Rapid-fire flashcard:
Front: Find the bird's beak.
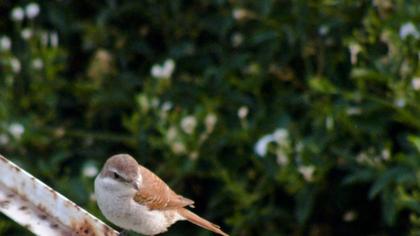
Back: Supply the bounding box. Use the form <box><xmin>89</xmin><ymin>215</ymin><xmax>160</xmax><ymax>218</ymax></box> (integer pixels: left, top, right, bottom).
<box><xmin>132</xmin><ymin>179</ymin><xmax>140</xmax><ymax>191</ymax></box>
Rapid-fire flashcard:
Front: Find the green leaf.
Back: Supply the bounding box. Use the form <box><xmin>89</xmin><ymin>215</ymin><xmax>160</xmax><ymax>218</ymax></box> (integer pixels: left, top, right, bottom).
<box><xmin>295</xmin><ymin>185</ymin><xmax>316</xmax><ymax>225</ymax></box>
<box><xmin>343</xmin><ymin>169</ymin><xmax>374</xmax><ymax>185</ymax></box>
<box><xmin>408</xmin><ymin>135</ymin><xmax>420</xmax><ymax>153</ymax></box>
<box><xmin>308</xmin><ymin>77</ymin><xmax>337</xmax><ymax>94</ymax></box>
<box><xmin>382</xmin><ymin>189</ymin><xmax>396</xmax><ymax>225</ymax></box>
<box><xmin>350</xmin><ymin>68</ymin><xmax>389</xmax><ymax>82</ymax></box>
<box><xmin>369</xmin><ymin>167</ymin><xmax>406</xmax><ymax>199</ymax></box>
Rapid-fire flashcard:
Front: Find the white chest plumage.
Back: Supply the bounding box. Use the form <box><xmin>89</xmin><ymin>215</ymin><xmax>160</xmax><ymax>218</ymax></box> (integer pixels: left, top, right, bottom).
<box><xmin>94</xmin><ymin>176</ymin><xmax>184</xmax><ymax>235</ymax></box>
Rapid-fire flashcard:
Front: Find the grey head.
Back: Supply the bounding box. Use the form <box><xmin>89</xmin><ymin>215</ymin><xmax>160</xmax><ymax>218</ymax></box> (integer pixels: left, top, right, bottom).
<box><xmin>99</xmin><ymin>154</ymin><xmax>142</xmax><ymax>191</ymax></box>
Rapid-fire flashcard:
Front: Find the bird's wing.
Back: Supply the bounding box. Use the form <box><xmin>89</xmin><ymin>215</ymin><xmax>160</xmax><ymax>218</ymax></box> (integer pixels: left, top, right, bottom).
<box><xmin>133</xmin><ymin>165</ymin><xmax>194</xmax><ymax>210</ymax></box>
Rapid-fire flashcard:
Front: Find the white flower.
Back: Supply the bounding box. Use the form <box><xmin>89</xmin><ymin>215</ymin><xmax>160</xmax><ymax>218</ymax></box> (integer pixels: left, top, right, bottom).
<box><xmin>163</xmin><ymin>59</ymin><xmax>175</xmax><ymax>75</ymax></box>
<box><xmin>25</xmin><ymin>3</ymin><xmax>40</xmax><ymax>19</ymax></box>
<box><xmin>255</xmin><ymin>128</ymin><xmax>290</xmax><ymax>157</ymax></box>
<box><xmin>346</xmin><ymin>107</ymin><xmax>362</xmax><ymax>115</ymax></box>
<box><xmin>395</xmin><ymin>98</ymin><xmax>406</xmax><ymax>108</ymax></box>
<box><xmin>381</xmin><ymin>149</ymin><xmax>390</xmax><ymax>161</ymax></box>
<box><xmin>21</xmin><ymin>28</ymin><xmax>33</xmax><ymax>40</ymax></box>
<box><xmin>171</xmin><ymin>142</ymin><xmax>186</xmax><ymax>154</ymax></box>
<box><xmin>273</xmin><ymin>128</ymin><xmax>288</xmax><ymax>144</ymax></box>
<box><xmin>276</xmin><ymin>150</ymin><xmax>289</xmax><ymax>165</ymax></box>
<box><xmin>349</xmin><ymin>42</ymin><xmax>362</xmax><ymax>65</ymax></box>
<box><xmin>254</xmin><ymin>134</ymin><xmax>275</xmax><ymax>157</ymax></box>
<box><xmin>32</xmin><ymin>58</ymin><xmax>43</xmax><ymax>69</ymax></box>
<box><xmin>205</xmin><ymin>113</ymin><xmax>218</xmax><ymax>132</ymax></box>
<box><xmin>238</xmin><ymin>106</ymin><xmax>249</xmax><ymax>119</ymax></box>
<box><xmin>0</xmin><ymin>36</ymin><xmax>11</xmax><ymax>51</ymax></box>
<box><xmin>9</xmin><ymin>123</ymin><xmax>24</xmax><ymax>139</ymax></box>
<box><xmin>82</xmin><ymin>164</ymin><xmax>98</xmax><ymax>177</ymax></box>
<box><xmin>50</xmin><ymin>32</ymin><xmax>59</xmax><ymax>47</ymax></box>
<box><xmin>343</xmin><ymin>210</ymin><xmax>357</xmax><ymax>222</ymax></box>
<box><xmin>231</xmin><ymin>33</ymin><xmax>244</xmax><ymax>47</ymax></box>
<box><xmin>298</xmin><ymin>165</ymin><xmax>315</xmax><ymax>182</ymax></box>
<box><xmin>10</xmin><ymin>58</ymin><xmax>21</xmax><ymax>73</ymax></box>
<box><xmin>151</xmin><ymin>65</ymin><xmax>161</xmax><ymax>77</ymax></box>
<box><xmin>181</xmin><ymin>115</ymin><xmax>197</xmax><ymax>134</ymax></box>
<box><xmin>11</xmin><ymin>7</ymin><xmax>24</xmax><ymax>21</ymax></box>
<box><xmin>318</xmin><ymin>25</ymin><xmax>329</xmax><ymax>36</ymax></box>
<box><xmin>412</xmin><ymin>77</ymin><xmax>420</xmax><ymax>90</ymax></box>
<box><xmin>0</xmin><ymin>134</ymin><xmax>9</xmax><ymax>145</ymax></box>
<box><xmin>255</xmin><ymin>127</ymin><xmax>291</xmax><ymax>157</ymax></box>
<box><xmin>400</xmin><ymin>22</ymin><xmax>419</xmax><ymax>39</ymax></box>
<box><xmin>189</xmin><ymin>151</ymin><xmax>199</xmax><ymax>161</ymax></box>
<box><xmin>166</xmin><ymin>126</ymin><xmax>178</xmax><ymax>142</ymax></box>
<box><xmin>232</xmin><ymin>8</ymin><xmax>250</xmax><ymax>21</ymax></box>
<box><xmin>356</xmin><ymin>152</ymin><xmax>369</xmax><ymax>164</ymax></box>
<box><xmin>151</xmin><ymin>59</ymin><xmax>176</xmax><ymax>79</ymax></box>
<box><xmin>161</xmin><ymin>101</ymin><xmax>173</xmax><ymax>112</ymax></box>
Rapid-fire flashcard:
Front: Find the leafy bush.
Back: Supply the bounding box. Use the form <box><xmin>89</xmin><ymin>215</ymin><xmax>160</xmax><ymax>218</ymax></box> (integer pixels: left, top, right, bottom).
<box><xmin>0</xmin><ymin>1</ymin><xmax>419</xmax><ymax>235</ymax></box>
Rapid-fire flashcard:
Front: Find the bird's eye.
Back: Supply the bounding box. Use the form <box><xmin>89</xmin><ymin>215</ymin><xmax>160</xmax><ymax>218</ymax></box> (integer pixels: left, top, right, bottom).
<box><xmin>113</xmin><ymin>172</ymin><xmax>121</xmax><ymax>179</ymax></box>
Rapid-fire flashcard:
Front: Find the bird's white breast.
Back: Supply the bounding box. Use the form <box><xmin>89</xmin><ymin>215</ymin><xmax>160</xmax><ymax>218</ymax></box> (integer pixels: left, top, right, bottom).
<box><xmin>94</xmin><ymin>176</ymin><xmax>184</xmax><ymax>235</ymax></box>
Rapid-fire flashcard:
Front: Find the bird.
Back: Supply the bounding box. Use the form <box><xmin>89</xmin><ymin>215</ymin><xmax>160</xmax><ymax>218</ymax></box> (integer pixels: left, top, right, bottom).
<box><xmin>94</xmin><ymin>154</ymin><xmax>229</xmax><ymax>236</ymax></box>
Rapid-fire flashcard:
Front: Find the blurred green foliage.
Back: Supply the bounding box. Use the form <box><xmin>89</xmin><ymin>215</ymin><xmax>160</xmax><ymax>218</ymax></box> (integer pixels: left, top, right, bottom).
<box><xmin>0</xmin><ymin>0</ymin><xmax>420</xmax><ymax>235</ymax></box>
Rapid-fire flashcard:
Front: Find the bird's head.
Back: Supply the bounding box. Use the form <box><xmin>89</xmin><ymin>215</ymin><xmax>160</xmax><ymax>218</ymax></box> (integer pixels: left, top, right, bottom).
<box><xmin>98</xmin><ymin>154</ymin><xmax>142</xmax><ymax>193</ymax></box>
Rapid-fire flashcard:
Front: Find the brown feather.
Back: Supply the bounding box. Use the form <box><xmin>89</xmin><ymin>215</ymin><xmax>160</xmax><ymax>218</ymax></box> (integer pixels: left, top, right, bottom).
<box><xmin>127</xmin><ymin>157</ymin><xmax>228</xmax><ymax>235</ymax></box>
<box><xmin>178</xmin><ymin>208</ymin><xmax>229</xmax><ymax>236</ymax></box>
<box><xmin>133</xmin><ymin>165</ymin><xmax>194</xmax><ymax>210</ymax></box>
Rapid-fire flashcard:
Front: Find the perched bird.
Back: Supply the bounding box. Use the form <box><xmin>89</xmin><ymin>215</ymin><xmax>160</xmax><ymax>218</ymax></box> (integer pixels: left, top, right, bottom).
<box><xmin>94</xmin><ymin>154</ymin><xmax>228</xmax><ymax>236</ymax></box>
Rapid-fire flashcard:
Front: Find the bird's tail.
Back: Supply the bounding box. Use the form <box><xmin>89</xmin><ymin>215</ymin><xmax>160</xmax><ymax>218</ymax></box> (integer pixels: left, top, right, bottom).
<box><xmin>178</xmin><ymin>208</ymin><xmax>229</xmax><ymax>236</ymax></box>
